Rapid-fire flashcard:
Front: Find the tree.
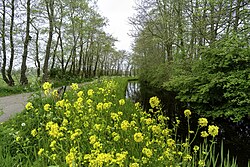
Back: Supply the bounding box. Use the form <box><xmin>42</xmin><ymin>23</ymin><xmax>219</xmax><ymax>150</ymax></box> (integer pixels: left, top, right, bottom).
<box><xmin>42</xmin><ymin>0</ymin><xmax>55</xmax><ymax>82</ymax></box>
<box><xmin>20</xmin><ymin>0</ymin><xmax>31</xmax><ymax>85</ymax></box>
<box><xmin>7</xmin><ymin>0</ymin><xmax>15</xmax><ymax>86</ymax></box>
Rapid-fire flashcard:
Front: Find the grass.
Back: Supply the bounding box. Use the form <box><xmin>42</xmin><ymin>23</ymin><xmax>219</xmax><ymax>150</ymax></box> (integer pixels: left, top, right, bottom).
<box><xmin>0</xmin><ymin>74</ymin><xmax>93</xmax><ymax>97</ymax></box>
<box><xmin>0</xmin><ymin>77</ymin><xmax>243</xmax><ymax>166</ymax></box>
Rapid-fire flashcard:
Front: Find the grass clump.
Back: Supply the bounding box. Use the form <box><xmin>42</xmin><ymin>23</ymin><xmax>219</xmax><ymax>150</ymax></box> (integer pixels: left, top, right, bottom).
<box><xmin>0</xmin><ymin>77</ymin><xmax>239</xmax><ymax>166</ymax></box>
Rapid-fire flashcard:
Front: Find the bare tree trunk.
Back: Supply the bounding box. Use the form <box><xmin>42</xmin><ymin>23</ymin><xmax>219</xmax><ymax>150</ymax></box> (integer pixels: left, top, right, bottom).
<box><xmin>77</xmin><ymin>35</ymin><xmax>84</xmax><ymax>75</ymax></box>
<box><xmin>35</xmin><ymin>30</ymin><xmax>40</xmax><ymax>78</ymax></box>
<box><xmin>93</xmin><ymin>43</ymin><xmax>101</xmax><ymax>77</ymax></box>
<box><xmin>20</xmin><ymin>0</ymin><xmax>31</xmax><ymax>85</ymax></box>
<box><xmin>58</xmin><ymin>29</ymin><xmax>65</xmax><ymax>75</ymax></box>
<box><xmin>50</xmin><ymin>34</ymin><xmax>59</xmax><ymax>73</ymax></box>
<box><xmin>1</xmin><ymin>0</ymin><xmax>10</xmax><ymax>85</ymax></box>
<box><xmin>7</xmin><ymin>0</ymin><xmax>15</xmax><ymax>86</ymax></box>
<box><xmin>42</xmin><ymin>0</ymin><xmax>54</xmax><ymax>82</ymax></box>
<box><xmin>31</xmin><ymin>23</ymin><xmax>41</xmax><ymax>78</ymax></box>
<box><xmin>234</xmin><ymin>0</ymin><xmax>241</xmax><ymax>32</ymax></box>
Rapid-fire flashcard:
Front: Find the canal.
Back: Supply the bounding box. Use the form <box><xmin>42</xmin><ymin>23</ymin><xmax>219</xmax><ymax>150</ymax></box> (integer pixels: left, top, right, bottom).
<box><xmin>126</xmin><ymin>81</ymin><xmax>250</xmax><ymax>167</ymax></box>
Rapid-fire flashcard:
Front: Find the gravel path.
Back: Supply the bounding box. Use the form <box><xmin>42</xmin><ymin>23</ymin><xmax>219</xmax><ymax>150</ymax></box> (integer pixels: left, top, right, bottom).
<box><xmin>0</xmin><ymin>92</ymin><xmax>32</xmax><ymax>122</ymax></box>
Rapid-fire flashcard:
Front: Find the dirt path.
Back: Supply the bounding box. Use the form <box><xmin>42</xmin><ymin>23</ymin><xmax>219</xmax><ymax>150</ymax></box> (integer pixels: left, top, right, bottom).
<box><xmin>0</xmin><ymin>81</ymin><xmax>95</xmax><ymax>123</ymax></box>
<box><xmin>0</xmin><ymin>92</ymin><xmax>32</xmax><ymax>122</ymax></box>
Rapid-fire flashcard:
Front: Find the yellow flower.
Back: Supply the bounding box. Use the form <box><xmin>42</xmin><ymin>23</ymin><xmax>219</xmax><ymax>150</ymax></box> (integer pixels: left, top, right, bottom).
<box><xmin>31</xmin><ymin>129</ymin><xmax>37</xmax><ymax>137</ymax></box>
<box><xmin>121</xmin><ymin>120</ymin><xmax>130</xmax><ymax>131</ymax></box>
<box><xmin>65</xmin><ymin>149</ymin><xmax>76</xmax><ymax>167</ymax></box>
<box><xmin>193</xmin><ymin>145</ymin><xmax>199</xmax><ymax>152</ymax></box>
<box><xmin>38</xmin><ymin>148</ymin><xmax>44</xmax><ymax>156</ymax></box>
<box><xmin>182</xmin><ymin>142</ymin><xmax>189</xmax><ymax>147</ymax></box>
<box><xmin>93</xmin><ymin>141</ymin><xmax>102</xmax><ymax>149</ymax></box>
<box><xmin>113</xmin><ymin>134</ymin><xmax>121</xmax><ymax>141</ymax></box>
<box><xmin>46</xmin><ymin>122</ymin><xmax>60</xmax><ymax>138</ymax></box>
<box><xmin>43</xmin><ymin>82</ymin><xmax>52</xmax><ymax>90</ymax></box>
<box><xmin>62</xmin><ymin>118</ymin><xmax>68</xmax><ymax>126</ymax></box>
<box><xmin>149</xmin><ymin>96</ymin><xmax>160</xmax><ymax>108</ymax></box>
<box><xmin>198</xmin><ymin>160</ymin><xmax>206</xmax><ymax>166</ymax></box>
<box><xmin>15</xmin><ymin>136</ymin><xmax>21</xmax><ymax>142</ymax></box>
<box><xmin>103</xmin><ymin>102</ymin><xmax>112</xmax><ymax>109</ymax></box>
<box><xmin>77</xmin><ymin>90</ymin><xmax>84</xmax><ymax>97</ymax></box>
<box><xmin>184</xmin><ymin>154</ymin><xmax>192</xmax><ymax>161</ymax></box>
<box><xmin>167</xmin><ymin>139</ymin><xmax>175</xmax><ymax>148</ymax></box>
<box><xmin>70</xmin><ymin>83</ymin><xmax>78</xmax><ymax>90</ymax></box>
<box><xmin>87</xmin><ymin>89</ymin><xmax>94</xmax><ymax>96</ymax></box>
<box><xmin>86</xmin><ymin>99</ymin><xmax>93</xmax><ymax>105</ymax></box>
<box><xmin>25</xmin><ymin>102</ymin><xmax>34</xmax><ymax>110</ymax></box>
<box><xmin>51</xmin><ymin>154</ymin><xmax>57</xmax><ymax>160</ymax></box>
<box><xmin>52</xmin><ymin>90</ymin><xmax>58</xmax><ymax>97</ymax></box>
<box><xmin>134</xmin><ymin>132</ymin><xmax>144</xmax><ymax>142</ymax></box>
<box><xmin>89</xmin><ymin>135</ymin><xmax>97</xmax><ymax>144</ymax></box>
<box><xmin>96</xmin><ymin>102</ymin><xmax>103</xmax><ymax>111</ymax></box>
<box><xmin>184</xmin><ymin>109</ymin><xmax>191</xmax><ymax>117</ymax></box>
<box><xmin>162</xmin><ymin>128</ymin><xmax>170</xmax><ymax>136</ymax></box>
<box><xmin>50</xmin><ymin>140</ymin><xmax>56</xmax><ymax>148</ymax></box>
<box><xmin>115</xmin><ymin>151</ymin><xmax>128</xmax><ymax>164</ymax></box>
<box><xmin>142</xmin><ymin>148</ymin><xmax>153</xmax><ymax>158</ymax></box>
<box><xmin>111</xmin><ymin>113</ymin><xmax>119</xmax><ymax>121</ymax></box>
<box><xmin>145</xmin><ymin>118</ymin><xmax>153</xmax><ymax>125</ymax></box>
<box><xmin>135</xmin><ymin>102</ymin><xmax>141</xmax><ymax>109</ymax></box>
<box><xmin>201</xmin><ymin>131</ymin><xmax>209</xmax><ymax>138</ymax></box>
<box><xmin>129</xmin><ymin>163</ymin><xmax>140</xmax><ymax>167</ymax></box>
<box><xmin>44</xmin><ymin>104</ymin><xmax>51</xmax><ymax>112</ymax></box>
<box><xmin>119</xmin><ymin>99</ymin><xmax>125</xmax><ymax>106</ymax></box>
<box><xmin>198</xmin><ymin>118</ymin><xmax>208</xmax><ymax>127</ymax></box>
<box><xmin>208</xmin><ymin>125</ymin><xmax>219</xmax><ymax>137</ymax></box>
<box><xmin>151</xmin><ymin>125</ymin><xmax>161</xmax><ymax>134</ymax></box>
<box><xmin>56</xmin><ymin>99</ymin><xmax>64</xmax><ymax>108</ymax></box>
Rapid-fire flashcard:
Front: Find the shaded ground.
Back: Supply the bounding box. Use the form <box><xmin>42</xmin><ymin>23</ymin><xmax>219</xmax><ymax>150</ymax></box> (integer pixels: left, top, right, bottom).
<box><xmin>0</xmin><ymin>92</ymin><xmax>31</xmax><ymax>122</ymax></box>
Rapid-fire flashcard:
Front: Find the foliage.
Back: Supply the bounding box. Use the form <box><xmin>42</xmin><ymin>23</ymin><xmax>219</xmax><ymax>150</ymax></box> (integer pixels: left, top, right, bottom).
<box><xmin>164</xmin><ymin>35</ymin><xmax>250</xmax><ymax>121</ymax></box>
<box><xmin>0</xmin><ymin>77</ymin><xmax>238</xmax><ymax>166</ymax></box>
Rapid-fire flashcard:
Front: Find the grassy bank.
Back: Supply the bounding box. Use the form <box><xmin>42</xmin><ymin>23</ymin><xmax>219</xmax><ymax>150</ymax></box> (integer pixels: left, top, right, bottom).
<box><xmin>0</xmin><ymin>77</ymin><xmax>239</xmax><ymax>166</ymax></box>
<box><xmin>0</xmin><ymin>77</ymin><xmax>92</xmax><ymax>97</ymax></box>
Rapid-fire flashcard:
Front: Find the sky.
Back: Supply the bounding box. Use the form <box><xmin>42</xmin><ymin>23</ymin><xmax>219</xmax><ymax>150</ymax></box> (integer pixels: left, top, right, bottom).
<box><xmin>97</xmin><ymin>0</ymin><xmax>136</xmax><ymax>51</ymax></box>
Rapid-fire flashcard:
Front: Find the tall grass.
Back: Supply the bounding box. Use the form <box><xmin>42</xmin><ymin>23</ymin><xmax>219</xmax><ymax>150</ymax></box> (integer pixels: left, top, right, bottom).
<box><xmin>0</xmin><ymin>77</ymin><xmax>241</xmax><ymax>166</ymax></box>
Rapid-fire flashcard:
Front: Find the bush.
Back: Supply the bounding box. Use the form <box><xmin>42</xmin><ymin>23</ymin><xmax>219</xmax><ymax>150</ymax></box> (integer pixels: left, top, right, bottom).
<box><xmin>164</xmin><ymin>35</ymin><xmax>250</xmax><ymax>121</ymax></box>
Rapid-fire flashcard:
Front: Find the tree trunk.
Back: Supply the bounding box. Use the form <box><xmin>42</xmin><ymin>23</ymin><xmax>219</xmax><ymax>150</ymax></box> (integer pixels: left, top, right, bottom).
<box><xmin>77</xmin><ymin>35</ymin><xmax>84</xmax><ymax>75</ymax></box>
<box><xmin>20</xmin><ymin>0</ymin><xmax>31</xmax><ymax>85</ymax></box>
<box><xmin>42</xmin><ymin>0</ymin><xmax>54</xmax><ymax>82</ymax></box>
<box><xmin>50</xmin><ymin>34</ymin><xmax>60</xmax><ymax>73</ymax></box>
<box><xmin>234</xmin><ymin>0</ymin><xmax>241</xmax><ymax>32</ymax></box>
<box><xmin>35</xmin><ymin>30</ymin><xmax>40</xmax><ymax>78</ymax></box>
<box><xmin>1</xmin><ymin>0</ymin><xmax>10</xmax><ymax>85</ymax></box>
<box><xmin>7</xmin><ymin>0</ymin><xmax>15</xmax><ymax>86</ymax></box>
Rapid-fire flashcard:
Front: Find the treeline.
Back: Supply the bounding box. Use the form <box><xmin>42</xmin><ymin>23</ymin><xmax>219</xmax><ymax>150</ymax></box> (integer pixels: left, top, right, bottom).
<box><xmin>130</xmin><ymin>0</ymin><xmax>250</xmax><ymax>120</ymax></box>
<box><xmin>0</xmin><ymin>0</ymin><xmax>134</xmax><ymax>86</ymax></box>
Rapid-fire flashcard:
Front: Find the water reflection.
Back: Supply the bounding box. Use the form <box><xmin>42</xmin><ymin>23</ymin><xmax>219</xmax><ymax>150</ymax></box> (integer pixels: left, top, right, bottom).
<box><xmin>126</xmin><ymin>81</ymin><xmax>250</xmax><ymax>167</ymax></box>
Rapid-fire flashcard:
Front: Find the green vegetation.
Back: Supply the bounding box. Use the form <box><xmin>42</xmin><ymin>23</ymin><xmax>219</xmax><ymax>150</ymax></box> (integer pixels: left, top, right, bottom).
<box><xmin>0</xmin><ymin>78</ymin><xmax>239</xmax><ymax>166</ymax></box>
<box><xmin>164</xmin><ymin>35</ymin><xmax>250</xmax><ymax>121</ymax></box>
<box><xmin>130</xmin><ymin>0</ymin><xmax>250</xmax><ymax>121</ymax></box>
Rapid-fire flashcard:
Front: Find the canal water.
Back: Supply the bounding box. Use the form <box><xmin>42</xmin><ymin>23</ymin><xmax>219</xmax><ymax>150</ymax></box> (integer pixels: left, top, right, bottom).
<box><xmin>126</xmin><ymin>81</ymin><xmax>250</xmax><ymax>167</ymax></box>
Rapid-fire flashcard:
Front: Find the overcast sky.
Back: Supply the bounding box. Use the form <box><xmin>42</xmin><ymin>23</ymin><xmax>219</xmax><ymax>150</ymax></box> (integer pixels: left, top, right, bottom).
<box><xmin>97</xmin><ymin>0</ymin><xmax>136</xmax><ymax>51</ymax></box>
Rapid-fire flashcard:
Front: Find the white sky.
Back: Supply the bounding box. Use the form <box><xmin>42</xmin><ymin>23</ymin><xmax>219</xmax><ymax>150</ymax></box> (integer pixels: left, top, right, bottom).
<box><xmin>97</xmin><ymin>0</ymin><xmax>135</xmax><ymax>51</ymax></box>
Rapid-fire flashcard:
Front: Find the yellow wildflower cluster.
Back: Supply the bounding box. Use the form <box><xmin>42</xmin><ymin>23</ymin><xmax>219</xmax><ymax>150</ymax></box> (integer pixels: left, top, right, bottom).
<box><xmin>70</xmin><ymin>83</ymin><xmax>78</xmax><ymax>91</ymax></box>
<box><xmin>184</xmin><ymin>109</ymin><xmax>191</xmax><ymax>117</ymax></box>
<box><xmin>149</xmin><ymin>96</ymin><xmax>160</xmax><ymax>108</ymax></box>
<box><xmin>25</xmin><ymin>102</ymin><xmax>34</xmax><ymax>110</ymax></box>
<box><xmin>21</xmin><ymin>79</ymin><xmax>221</xmax><ymax>166</ymax></box>
<box><xmin>43</xmin><ymin>82</ymin><xmax>52</xmax><ymax>96</ymax></box>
